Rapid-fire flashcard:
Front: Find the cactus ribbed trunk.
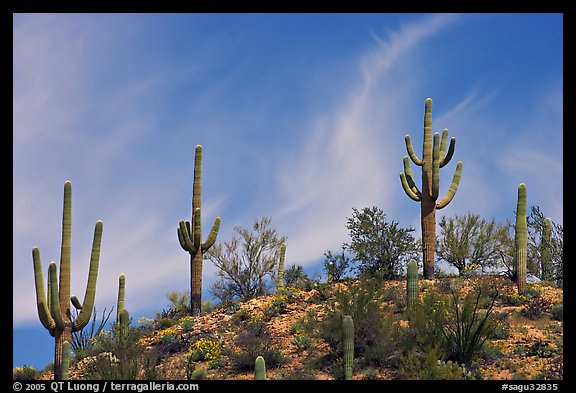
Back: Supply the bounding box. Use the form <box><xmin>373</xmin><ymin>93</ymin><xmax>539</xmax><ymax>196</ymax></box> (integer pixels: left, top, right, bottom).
<box><xmin>541</xmin><ymin>218</ymin><xmax>553</xmax><ymax>281</ymax></box>
<box><xmin>277</xmin><ymin>244</ymin><xmax>286</xmax><ymax>292</ymax></box>
<box><xmin>515</xmin><ymin>183</ymin><xmax>527</xmax><ymax>295</ymax></box>
<box><xmin>400</xmin><ymin>98</ymin><xmax>463</xmax><ymax>279</ymax></box>
<box><xmin>342</xmin><ymin>315</ymin><xmax>354</xmax><ymax>380</ymax></box>
<box><xmin>406</xmin><ymin>259</ymin><xmax>419</xmax><ymax>310</ymax></box>
<box><xmin>421</xmin><ymin>195</ymin><xmax>436</xmax><ymax>279</ymax></box>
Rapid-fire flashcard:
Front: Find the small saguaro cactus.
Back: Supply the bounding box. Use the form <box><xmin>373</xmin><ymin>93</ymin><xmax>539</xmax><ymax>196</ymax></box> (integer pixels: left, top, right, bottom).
<box><xmin>406</xmin><ymin>259</ymin><xmax>419</xmax><ymax>311</ymax></box>
<box><xmin>277</xmin><ymin>243</ymin><xmax>286</xmax><ymax>292</ymax></box>
<box><xmin>400</xmin><ymin>98</ymin><xmax>463</xmax><ymax>279</ymax></box>
<box><xmin>177</xmin><ymin>145</ymin><xmax>221</xmax><ymax>317</ymax></box>
<box><xmin>254</xmin><ymin>356</ymin><xmax>267</xmax><ymax>380</ymax></box>
<box><xmin>32</xmin><ymin>180</ymin><xmax>103</xmax><ymax>380</ymax></box>
<box><xmin>61</xmin><ymin>341</ymin><xmax>70</xmax><ymax>380</ymax></box>
<box><xmin>515</xmin><ymin>183</ymin><xmax>528</xmax><ymax>295</ymax></box>
<box><xmin>117</xmin><ymin>273</ymin><xmax>126</xmax><ymax>323</ymax></box>
<box><xmin>342</xmin><ymin>315</ymin><xmax>354</xmax><ymax>380</ymax></box>
<box><xmin>541</xmin><ymin>217</ymin><xmax>553</xmax><ymax>281</ymax></box>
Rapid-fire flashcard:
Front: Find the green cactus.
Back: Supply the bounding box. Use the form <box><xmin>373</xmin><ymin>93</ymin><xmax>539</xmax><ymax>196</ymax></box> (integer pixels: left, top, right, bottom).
<box><xmin>254</xmin><ymin>355</ymin><xmax>267</xmax><ymax>380</ymax></box>
<box><xmin>32</xmin><ymin>181</ymin><xmax>103</xmax><ymax>380</ymax></box>
<box><xmin>117</xmin><ymin>273</ymin><xmax>126</xmax><ymax>323</ymax></box>
<box><xmin>342</xmin><ymin>315</ymin><xmax>354</xmax><ymax>380</ymax></box>
<box><xmin>515</xmin><ymin>183</ymin><xmax>528</xmax><ymax>295</ymax></box>
<box><xmin>178</xmin><ymin>145</ymin><xmax>221</xmax><ymax>316</ymax></box>
<box><xmin>277</xmin><ymin>243</ymin><xmax>286</xmax><ymax>292</ymax></box>
<box><xmin>541</xmin><ymin>218</ymin><xmax>553</xmax><ymax>281</ymax></box>
<box><xmin>406</xmin><ymin>259</ymin><xmax>419</xmax><ymax>311</ymax></box>
<box><xmin>118</xmin><ymin>308</ymin><xmax>130</xmax><ymax>329</ymax></box>
<box><xmin>400</xmin><ymin>98</ymin><xmax>463</xmax><ymax>279</ymax></box>
<box><xmin>61</xmin><ymin>340</ymin><xmax>70</xmax><ymax>380</ymax></box>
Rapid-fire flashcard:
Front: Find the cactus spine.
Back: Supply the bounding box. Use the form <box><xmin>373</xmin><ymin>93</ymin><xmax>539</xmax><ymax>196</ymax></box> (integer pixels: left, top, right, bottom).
<box><xmin>515</xmin><ymin>183</ymin><xmax>528</xmax><ymax>295</ymax></box>
<box><xmin>541</xmin><ymin>218</ymin><xmax>553</xmax><ymax>281</ymax></box>
<box><xmin>254</xmin><ymin>356</ymin><xmax>267</xmax><ymax>380</ymax></box>
<box><xmin>342</xmin><ymin>315</ymin><xmax>354</xmax><ymax>380</ymax></box>
<box><xmin>406</xmin><ymin>259</ymin><xmax>419</xmax><ymax>311</ymax></box>
<box><xmin>32</xmin><ymin>181</ymin><xmax>103</xmax><ymax>380</ymax></box>
<box><xmin>400</xmin><ymin>98</ymin><xmax>463</xmax><ymax>278</ymax></box>
<box><xmin>61</xmin><ymin>340</ymin><xmax>70</xmax><ymax>380</ymax></box>
<box><xmin>277</xmin><ymin>243</ymin><xmax>286</xmax><ymax>292</ymax></box>
<box><xmin>177</xmin><ymin>145</ymin><xmax>221</xmax><ymax>316</ymax></box>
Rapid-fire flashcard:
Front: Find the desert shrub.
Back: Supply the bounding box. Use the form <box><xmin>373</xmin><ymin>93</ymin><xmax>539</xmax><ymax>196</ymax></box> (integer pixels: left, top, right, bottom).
<box><xmin>440</xmin><ymin>285</ymin><xmax>498</xmax><ymax>364</ymax></box>
<box><xmin>82</xmin><ymin>318</ymin><xmax>160</xmax><ymax>380</ymax></box>
<box><xmin>305</xmin><ymin>278</ymin><xmax>399</xmax><ymax>367</ymax></box>
<box><xmin>526</xmin><ymin>340</ymin><xmax>557</xmax><ymax>358</ymax></box>
<box><xmin>263</xmin><ymin>294</ymin><xmax>290</xmax><ymax>318</ymax></box>
<box><xmin>551</xmin><ymin>303</ymin><xmax>563</xmax><ymax>321</ymax></box>
<box><xmin>227</xmin><ymin>319</ymin><xmax>284</xmax><ymax>371</ymax></box>
<box><xmin>71</xmin><ymin>306</ymin><xmax>114</xmax><ymax>359</ymax></box>
<box><xmin>522</xmin><ymin>297</ymin><xmax>552</xmax><ymax>319</ymax></box>
<box><xmin>13</xmin><ymin>365</ymin><xmax>39</xmax><ymax>380</ymax></box>
<box><xmin>188</xmin><ymin>337</ymin><xmax>223</xmax><ymax>368</ymax></box>
<box><xmin>396</xmin><ymin>346</ymin><xmax>476</xmax><ymax>380</ymax></box>
<box><xmin>488</xmin><ymin>311</ymin><xmax>512</xmax><ymax>340</ymax></box>
<box><xmin>535</xmin><ymin>355</ymin><xmax>563</xmax><ymax>380</ymax></box>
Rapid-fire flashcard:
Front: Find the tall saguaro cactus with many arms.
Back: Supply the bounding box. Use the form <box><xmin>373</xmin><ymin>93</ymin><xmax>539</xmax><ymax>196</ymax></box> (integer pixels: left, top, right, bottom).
<box><xmin>32</xmin><ymin>181</ymin><xmax>103</xmax><ymax>380</ymax></box>
<box><xmin>178</xmin><ymin>145</ymin><xmax>221</xmax><ymax>316</ymax></box>
<box><xmin>400</xmin><ymin>98</ymin><xmax>463</xmax><ymax>278</ymax></box>
<box><xmin>515</xmin><ymin>183</ymin><xmax>528</xmax><ymax>295</ymax></box>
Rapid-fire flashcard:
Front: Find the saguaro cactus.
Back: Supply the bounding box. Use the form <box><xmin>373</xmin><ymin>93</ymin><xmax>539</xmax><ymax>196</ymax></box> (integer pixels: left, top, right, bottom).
<box><xmin>277</xmin><ymin>243</ymin><xmax>286</xmax><ymax>292</ymax></box>
<box><xmin>515</xmin><ymin>183</ymin><xmax>528</xmax><ymax>295</ymax></box>
<box><xmin>254</xmin><ymin>356</ymin><xmax>267</xmax><ymax>380</ymax></box>
<box><xmin>177</xmin><ymin>145</ymin><xmax>221</xmax><ymax>316</ymax></box>
<box><xmin>541</xmin><ymin>218</ymin><xmax>553</xmax><ymax>282</ymax></box>
<box><xmin>400</xmin><ymin>98</ymin><xmax>463</xmax><ymax>278</ymax></box>
<box><xmin>406</xmin><ymin>259</ymin><xmax>419</xmax><ymax>311</ymax></box>
<box><xmin>32</xmin><ymin>180</ymin><xmax>103</xmax><ymax>380</ymax></box>
<box><xmin>342</xmin><ymin>315</ymin><xmax>354</xmax><ymax>380</ymax></box>
<box><xmin>117</xmin><ymin>273</ymin><xmax>126</xmax><ymax>323</ymax></box>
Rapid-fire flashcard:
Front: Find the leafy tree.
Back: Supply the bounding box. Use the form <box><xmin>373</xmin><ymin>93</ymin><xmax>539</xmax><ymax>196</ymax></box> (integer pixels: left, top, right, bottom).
<box><xmin>323</xmin><ymin>246</ymin><xmax>352</xmax><ymax>283</ymax></box>
<box><xmin>283</xmin><ymin>264</ymin><xmax>309</xmax><ymax>289</ymax></box>
<box><xmin>344</xmin><ymin>206</ymin><xmax>419</xmax><ymax>279</ymax></box>
<box><xmin>436</xmin><ymin>212</ymin><xmax>511</xmax><ymax>276</ymax></box>
<box><xmin>206</xmin><ymin>216</ymin><xmax>287</xmax><ymax>303</ymax></box>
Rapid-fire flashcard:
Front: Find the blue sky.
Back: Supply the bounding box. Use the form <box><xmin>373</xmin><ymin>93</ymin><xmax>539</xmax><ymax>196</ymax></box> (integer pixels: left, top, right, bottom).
<box><xmin>13</xmin><ymin>13</ymin><xmax>563</xmax><ymax>370</ymax></box>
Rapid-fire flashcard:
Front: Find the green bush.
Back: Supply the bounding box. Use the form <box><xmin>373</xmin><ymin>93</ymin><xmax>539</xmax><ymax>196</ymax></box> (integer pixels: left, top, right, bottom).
<box><xmin>304</xmin><ymin>278</ymin><xmax>400</xmax><ymax>368</ymax></box>
<box><xmin>13</xmin><ymin>365</ymin><xmax>39</xmax><ymax>380</ymax></box>
<box><xmin>551</xmin><ymin>303</ymin><xmax>563</xmax><ymax>321</ymax></box>
<box><xmin>522</xmin><ymin>297</ymin><xmax>552</xmax><ymax>320</ymax></box>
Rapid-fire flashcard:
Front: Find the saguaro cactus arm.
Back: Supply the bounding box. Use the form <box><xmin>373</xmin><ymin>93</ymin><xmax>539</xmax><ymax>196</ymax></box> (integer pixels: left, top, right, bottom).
<box><xmin>32</xmin><ymin>247</ymin><xmax>56</xmax><ymax>331</ymax></box>
<box><xmin>404</xmin><ymin>135</ymin><xmax>423</xmax><ymax>166</ymax></box>
<box><xmin>439</xmin><ymin>129</ymin><xmax>456</xmax><ymax>168</ymax></box>
<box><xmin>73</xmin><ymin>220</ymin><xmax>103</xmax><ymax>332</ymax></box>
<box><xmin>201</xmin><ymin>215</ymin><xmax>221</xmax><ymax>250</ymax></box>
<box><xmin>400</xmin><ymin>157</ymin><xmax>422</xmax><ymax>201</ymax></box>
<box><xmin>48</xmin><ymin>262</ymin><xmax>66</xmax><ymax>330</ymax></box>
<box><xmin>178</xmin><ymin>220</ymin><xmax>197</xmax><ymax>253</ymax></box>
<box><xmin>435</xmin><ymin>161</ymin><xmax>463</xmax><ymax>210</ymax></box>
